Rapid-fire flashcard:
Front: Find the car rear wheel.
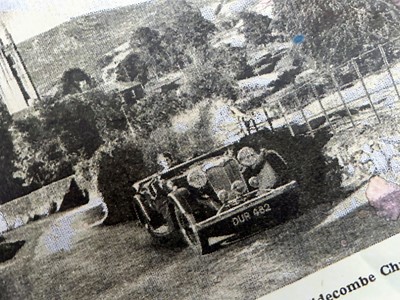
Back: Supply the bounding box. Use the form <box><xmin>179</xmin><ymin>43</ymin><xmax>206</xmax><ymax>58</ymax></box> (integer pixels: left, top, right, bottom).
<box><xmin>173</xmin><ymin>204</ymin><xmax>210</xmax><ymax>254</ymax></box>
<box><xmin>133</xmin><ymin>200</ymin><xmax>178</xmax><ymax>243</ymax></box>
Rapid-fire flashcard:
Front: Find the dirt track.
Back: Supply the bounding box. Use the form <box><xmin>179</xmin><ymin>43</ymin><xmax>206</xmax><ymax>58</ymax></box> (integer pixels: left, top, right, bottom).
<box><xmin>2</xmin><ymin>192</ymin><xmax>400</xmax><ymax>300</ymax></box>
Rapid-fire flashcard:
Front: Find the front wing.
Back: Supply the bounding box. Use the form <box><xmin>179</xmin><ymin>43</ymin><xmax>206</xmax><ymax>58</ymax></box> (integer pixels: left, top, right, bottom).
<box><xmin>195</xmin><ymin>181</ymin><xmax>299</xmax><ymax>233</ymax></box>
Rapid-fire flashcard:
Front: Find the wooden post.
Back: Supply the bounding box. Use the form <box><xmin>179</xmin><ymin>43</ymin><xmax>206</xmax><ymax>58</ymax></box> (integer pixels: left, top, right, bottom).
<box><xmin>277</xmin><ymin>100</ymin><xmax>295</xmax><ymax>136</ymax></box>
<box><xmin>293</xmin><ymin>91</ymin><xmax>314</xmax><ymax>136</ymax></box>
<box><xmin>330</xmin><ymin>71</ymin><xmax>356</xmax><ymax>127</ymax></box>
<box><xmin>121</xmin><ymin>105</ymin><xmax>136</xmax><ymax>138</ymax></box>
<box><xmin>378</xmin><ymin>44</ymin><xmax>400</xmax><ymax>102</ymax></box>
<box><xmin>237</xmin><ymin>117</ymin><xmax>246</xmax><ymax>136</ymax></box>
<box><xmin>351</xmin><ymin>58</ymin><xmax>381</xmax><ymax>123</ymax></box>
<box><xmin>262</xmin><ymin>107</ymin><xmax>274</xmax><ymax>132</ymax></box>
<box><xmin>310</xmin><ymin>84</ymin><xmax>335</xmax><ymax>133</ymax></box>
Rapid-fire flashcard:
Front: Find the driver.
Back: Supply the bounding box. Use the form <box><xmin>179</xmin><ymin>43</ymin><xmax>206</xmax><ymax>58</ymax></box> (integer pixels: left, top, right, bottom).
<box><xmin>157</xmin><ymin>152</ymin><xmax>176</xmax><ymax>173</ymax></box>
<box><xmin>146</xmin><ymin>152</ymin><xmax>178</xmax><ymax>222</ymax></box>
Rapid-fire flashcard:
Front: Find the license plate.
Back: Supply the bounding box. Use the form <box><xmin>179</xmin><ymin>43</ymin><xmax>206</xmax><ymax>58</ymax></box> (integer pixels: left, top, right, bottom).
<box><xmin>231</xmin><ymin>203</ymin><xmax>272</xmax><ymax>227</ymax></box>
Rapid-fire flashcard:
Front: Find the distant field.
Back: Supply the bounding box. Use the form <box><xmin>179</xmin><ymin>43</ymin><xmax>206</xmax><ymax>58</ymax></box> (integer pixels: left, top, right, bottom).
<box><xmin>16</xmin><ymin>0</ymin><xmax>226</xmax><ymax>95</ymax></box>
<box><xmin>17</xmin><ymin>2</ymin><xmax>154</xmax><ymax>94</ymax></box>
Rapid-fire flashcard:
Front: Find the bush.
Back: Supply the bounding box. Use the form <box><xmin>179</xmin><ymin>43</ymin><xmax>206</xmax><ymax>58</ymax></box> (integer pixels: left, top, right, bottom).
<box><xmin>58</xmin><ymin>178</ymin><xmax>89</xmax><ymax>212</ymax></box>
<box><xmin>239</xmin><ymin>128</ymin><xmax>343</xmax><ymax>209</ymax></box>
<box><xmin>97</xmin><ymin>142</ymin><xmax>152</xmax><ymax>225</ymax></box>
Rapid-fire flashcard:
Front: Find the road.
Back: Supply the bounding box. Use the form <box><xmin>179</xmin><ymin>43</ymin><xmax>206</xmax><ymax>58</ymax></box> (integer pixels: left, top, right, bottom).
<box><xmin>1</xmin><ymin>190</ymin><xmax>400</xmax><ymax>300</ymax></box>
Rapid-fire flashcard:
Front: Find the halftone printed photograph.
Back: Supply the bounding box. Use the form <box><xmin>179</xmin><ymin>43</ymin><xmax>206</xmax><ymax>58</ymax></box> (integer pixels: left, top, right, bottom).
<box><xmin>1</xmin><ymin>1</ymin><xmax>400</xmax><ymax>299</ymax></box>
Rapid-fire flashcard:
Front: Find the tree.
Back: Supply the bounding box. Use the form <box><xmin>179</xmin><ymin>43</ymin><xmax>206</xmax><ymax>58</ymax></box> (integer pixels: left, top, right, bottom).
<box><xmin>13</xmin><ymin>88</ymin><xmax>130</xmax><ymax>189</ymax></box>
<box><xmin>0</xmin><ymin>103</ymin><xmax>26</xmax><ymax>203</ymax></box>
<box><xmin>140</xmin><ymin>102</ymin><xmax>217</xmax><ymax>171</ymax></box>
<box><xmin>13</xmin><ymin>105</ymin><xmax>76</xmax><ymax>188</ymax></box>
<box><xmin>170</xmin><ymin>2</ymin><xmax>217</xmax><ymax>49</ymax></box>
<box><xmin>130</xmin><ymin>27</ymin><xmax>173</xmax><ymax>77</ymax></box>
<box><xmin>179</xmin><ymin>46</ymin><xmax>245</xmax><ymax>103</ymax></box>
<box><xmin>158</xmin><ymin>2</ymin><xmax>217</xmax><ymax>72</ymax></box>
<box><xmin>82</xmin><ymin>89</ymin><xmax>128</xmax><ymax>141</ymax></box>
<box><xmin>212</xmin><ymin>45</ymin><xmax>254</xmax><ymax>80</ymax></box>
<box><xmin>180</xmin><ymin>103</ymin><xmax>217</xmax><ymax>155</ymax></box>
<box><xmin>125</xmin><ymin>48</ymin><xmax>248</xmax><ymax>141</ymax></box>
<box><xmin>140</xmin><ymin>126</ymin><xmax>180</xmax><ymax>172</ymax></box>
<box><xmin>39</xmin><ymin>96</ymin><xmax>103</xmax><ymax>162</ymax></box>
<box><xmin>130</xmin><ymin>26</ymin><xmax>163</xmax><ymax>51</ymax></box>
<box><xmin>181</xmin><ymin>62</ymin><xmax>238</xmax><ymax>103</ymax></box>
<box><xmin>240</xmin><ymin>12</ymin><xmax>274</xmax><ymax>46</ymax></box>
<box><xmin>273</xmin><ymin>0</ymin><xmax>400</xmax><ymax>66</ymax></box>
<box><xmin>128</xmin><ymin>1</ymin><xmax>217</xmax><ymax>78</ymax></box>
<box><xmin>129</xmin><ymin>90</ymin><xmax>188</xmax><ymax>134</ymax></box>
<box><xmin>116</xmin><ymin>53</ymin><xmax>149</xmax><ymax>84</ymax></box>
<box><xmin>161</xmin><ymin>26</ymin><xmax>192</xmax><ymax>70</ymax></box>
<box><xmin>59</xmin><ymin>68</ymin><xmax>95</xmax><ymax>96</ymax></box>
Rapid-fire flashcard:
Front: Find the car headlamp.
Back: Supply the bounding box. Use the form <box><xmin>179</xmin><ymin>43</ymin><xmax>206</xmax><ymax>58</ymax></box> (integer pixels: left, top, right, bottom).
<box><xmin>249</xmin><ymin>176</ymin><xmax>259</xmax><ymax>188</ymax></box>
<box><xmin>217</xmin><ymin>190</ymin><xmax>229</xmax><ymax>203</ymax></box>
<box><xmin>231</xmin><ymin>180</ymin><xmax>247</xmax><ymax>194</ymax></box>
<box><xmin>187</xmin><ymin>168</ymin><xmax>207</xmax><ymax>188</ymax></box>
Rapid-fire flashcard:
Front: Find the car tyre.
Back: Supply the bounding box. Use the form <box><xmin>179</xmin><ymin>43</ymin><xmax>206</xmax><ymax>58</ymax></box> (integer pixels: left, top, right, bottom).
<box><xmin>173</xmin><ymin>204</ymin><xmax>210</xmax><ymax>255</ymax></box>
<box><xmin>133</xmin><ymin>200</ymin><xmax>179</xmax><ymax>244</ymax></box>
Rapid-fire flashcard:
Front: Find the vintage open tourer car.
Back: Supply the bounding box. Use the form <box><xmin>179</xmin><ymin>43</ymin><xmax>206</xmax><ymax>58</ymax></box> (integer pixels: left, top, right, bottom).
<box><xmin>132</xmin><ymin>144</ymin><xmax>299</xmax><ymax>254</ymax></box>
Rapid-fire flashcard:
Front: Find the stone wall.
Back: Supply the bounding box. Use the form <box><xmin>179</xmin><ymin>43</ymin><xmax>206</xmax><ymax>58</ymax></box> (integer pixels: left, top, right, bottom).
<box><xmin>324</xmin><ymin>120</ymin><xmax>400</xmax><ymax>192</ymax></box>
<box><xmin>0</xmin><ymin>176</ymin><xmax>75</xmax><ymax>233</ymax></box>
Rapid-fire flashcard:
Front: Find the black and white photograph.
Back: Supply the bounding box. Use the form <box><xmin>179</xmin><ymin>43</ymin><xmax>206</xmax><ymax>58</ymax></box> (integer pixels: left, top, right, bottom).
<box><xmin>1</xmin><ymin>0</ymin><xmax>400</xmax><ymax>299</ymax></box>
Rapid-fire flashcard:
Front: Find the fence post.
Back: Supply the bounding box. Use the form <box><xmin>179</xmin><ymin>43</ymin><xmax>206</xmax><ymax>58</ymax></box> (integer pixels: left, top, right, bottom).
<box><xmin>310</xmin><ymin>84</ymin><xmax>335</xmax><ymax>133</ymax></box>
<box><xmin>262</xmin><ymin>107</ymin><xmax>274</xmax><ymax>132</ymax></box>
<box><xmin>351</xmin><ymin>58</ymin><xmax>381</xmax><ymax>123</ymax></box>
<box><xmin>277</xmin><ymin>100</ymin><xmax>295</xmax><ymax>136</ymax></box>
<box><xmin>329</xmin><ymin>70</ymin><xmax>356</xmax><ymax>128</ymax></box>
<box><xmin>237</xmin><ymin>117</ymin><xmax>247</xmax><ymax>136</ymax></box>
<box><xmin>293</xmin><ymin>91</ymin><xmax>314</xmax><ymax>136</ymax></box>
<box><xmin>121</xmin><ymin>104</ymin><xmax>136</xmax><ymax>137</ymax></box>
<box><xmin>378</xmin><ymin>44</ymin><xmax>400</xmax><ymax>102</ymax></box>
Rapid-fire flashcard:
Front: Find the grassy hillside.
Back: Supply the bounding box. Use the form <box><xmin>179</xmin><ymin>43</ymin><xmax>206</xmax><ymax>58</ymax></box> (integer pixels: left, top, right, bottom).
<box><xmin>17</xmin><ymin>0</ymin><xmax>220</xmax><ymax>95</ymax></box>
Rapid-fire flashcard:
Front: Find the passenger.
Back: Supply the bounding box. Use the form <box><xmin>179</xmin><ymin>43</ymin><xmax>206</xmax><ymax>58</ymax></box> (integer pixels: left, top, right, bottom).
<box><xmin>237</xmin><ymin>147</ymin><xmax>286</xmax><ymax>193</ymax></box>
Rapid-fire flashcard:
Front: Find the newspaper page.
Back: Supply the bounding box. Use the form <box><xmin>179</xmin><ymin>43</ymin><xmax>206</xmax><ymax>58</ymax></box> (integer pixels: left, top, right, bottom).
<box><xmin>0</xmin><ymin>0</ymin><xmax>400</xmax><ymax>299</ymax></box>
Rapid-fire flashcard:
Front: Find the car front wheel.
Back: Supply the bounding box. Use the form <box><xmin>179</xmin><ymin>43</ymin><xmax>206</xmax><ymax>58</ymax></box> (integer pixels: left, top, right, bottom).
<box><xmin>173</xmin><ymin>204</ymin><xmax>210</xmax><ymax>254</ymax></box>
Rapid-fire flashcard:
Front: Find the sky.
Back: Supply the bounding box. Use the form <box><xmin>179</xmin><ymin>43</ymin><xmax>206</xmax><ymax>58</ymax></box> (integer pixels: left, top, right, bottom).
<box><xmin>0</xmin><ymin>0</ymin><xmax>151</xmax><ymax>43</ymax></box>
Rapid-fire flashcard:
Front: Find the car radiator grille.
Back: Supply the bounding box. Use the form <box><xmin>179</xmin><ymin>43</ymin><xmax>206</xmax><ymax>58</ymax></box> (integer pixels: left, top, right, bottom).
<box><xmin>205</xmin><ymin>159</ymin><xmax>248</xmax><ymax>201</ymax></box>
